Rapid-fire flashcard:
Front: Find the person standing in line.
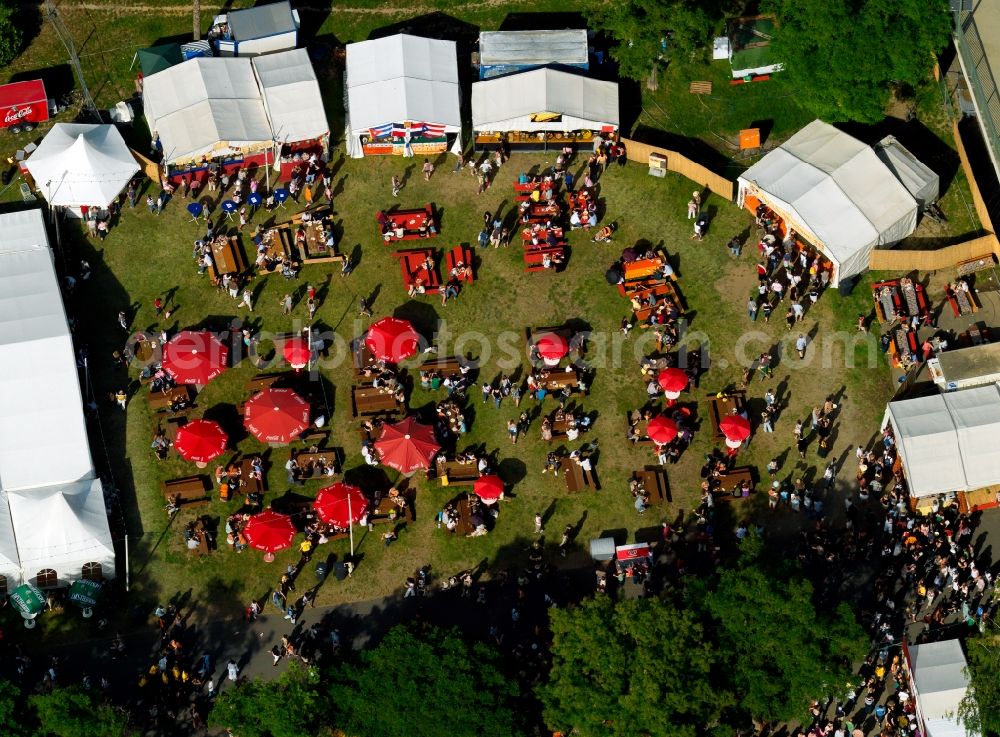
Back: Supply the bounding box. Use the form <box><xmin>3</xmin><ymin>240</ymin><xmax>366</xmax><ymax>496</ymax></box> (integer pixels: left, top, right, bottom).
<box><xmin>795</xmin><ymin>333</ymin><xmax>809</xmax><ymax>360</ymax></box>
<box><xmin>391</xmin><ymin>175</ymin><xmax>402</xmax><ymax>197</ymax></box>
<box><xmin>307</xmin><ymin>297</ymin><xmax>317</xmax><ymax>322</ymax></box>
<box><xmin>240</xmin><ymin>289</ymin><xmax>253</xmax><ymax>312</ymax></box>
<box><xmin>226</xmin><ymin>660</ymin><xmax>238</xmax><ymax>682</ymax></box>
<box><xmin>281</xmin><ymin>294</ymin><xmax>293</xmax><ymax>315</ymax></box>
<box><xmin>747</xmin><ymin>296</ymin><xmax>758</xmax><ymax>321</ymax></box>
<box><xmin>534</xmin><ymin>513</ymin><xmax>544</xmax><ymax>534</ymax></box>
<box><xmin>687</xmin><ymin>198</ymin><xmax>698</xmax><ymax>219</ymax></box>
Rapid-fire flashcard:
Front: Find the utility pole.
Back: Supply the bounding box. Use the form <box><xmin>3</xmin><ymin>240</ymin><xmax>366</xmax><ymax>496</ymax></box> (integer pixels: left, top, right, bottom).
<box><xmin>193</xmin><ymin>0</ymin><xmax>202</xmax><ymax>41</ymax></box>
<box><xmin>44</xmin><ymin>0</ymin><xmax>99</xmax><ymax>120</ymax></box>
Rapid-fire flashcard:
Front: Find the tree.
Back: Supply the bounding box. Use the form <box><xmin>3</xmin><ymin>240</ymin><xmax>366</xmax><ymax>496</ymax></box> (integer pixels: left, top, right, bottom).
<box><xmin>209</xmin><ymin>663</ymin><xmax>321</xmax><ymax>737</ymax></box>
<box><xmin>541</xmin><ymin>596</ymin><xmax>722</xmax><ymax>737</ymax></box>
<box><xmin>0</xmin><ymin>1</ymin><xmax>24</xmax><ymax>67</ymax></box>
<box><xmin>587</xmin><ymin>0</ymin><xmax>713</xmax><ymax>84</ymax></box>
<box><xmin>763</xmin><ymin>0</ymin><xmax>951</xmax><ymax>123</ymax></box>
<box><xmin>328</xmin><ymin>624</ymin><xmax>526</xmax><ymax>737</ymax></box>
<box><xmin>0</xmin><ymin>679</ymin><xmax>29</xmax><ymax>737</ymax></box>
<box><xmin>702</xmin><ymin>537</ymin><xmax>867</xmax><ymax>726</ymax></box>
<box><xmin>30</xmin><ymin>687</ymin><xmax>127</xmax><ymax>737</ymax></box>
<box><xmin>959</xmin><ymin>633</ymin><xmax>1000</xmax><ymax>737</ymax></box>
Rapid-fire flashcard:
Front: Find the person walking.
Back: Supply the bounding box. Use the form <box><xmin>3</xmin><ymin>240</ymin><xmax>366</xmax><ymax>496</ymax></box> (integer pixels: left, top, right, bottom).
<box><xmin>747</xmin><ymin>296</ymin><xmax>758</xmax><ymax>321</ymax></box>
<box><xmin>761</xmin><ymin>409</ymin><xmax>774</xmax><ymax>433</ymax></box>
<box><xmin>686</xmin><ymin>198</ymin><xmax>698</xmax><ymax>219</ymax></box>
<box><xmin>307</xmin><ymin>297</ymin><xmax>317</xmax><ymax>321</ymax></box>
<box><xmin>795</xmin><ymin>333</ymin><xmax>809</xmax><ymax>359</ymax></box>
<box><xmin>391</xmin><ymin>175</ymin><xmax>402</xmax><ymax>197</ymax></box>
<box><xmin>558</xmin><ymin>524</ymin><xmax>572</xmax><ymax>557</ymax></box>
<box><xmin>422</xmin><ymin>158</ymin><xmax>434</xmax><ymax>181</ymax></box>
<box><xmin>240</xmin><ymin>289</ymin><xmax>253</xmax><ymax>311</ymax></box>
<box><xmin>358</xmin><ymin>297</ymin><xmax>372</xmax><ymax>317</ymax></box>
<box><xmin>281</xmin><ymin>294</ymin><xmax>293</xmax><ymax>315</ymax></box>
<box><xmin>534</xmin><ymin>513</ymin><xmax>544</xmax><ymax>534</ymax></box>
<box><xmin>507</xmin><ymin>419</ymin><xmax>519</xmax><ymax>445</ymax></box>
<box><xmin>226</xmin><ymin>660</ymin><xmax>238</xmax><ymax>682</ymax></box>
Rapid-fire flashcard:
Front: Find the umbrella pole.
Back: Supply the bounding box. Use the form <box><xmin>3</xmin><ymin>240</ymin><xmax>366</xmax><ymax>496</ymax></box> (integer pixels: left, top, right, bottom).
<box><xmin>348</xmin><ymin>494</ymin><xmax>355</xmax><ymax>559</ymax></box>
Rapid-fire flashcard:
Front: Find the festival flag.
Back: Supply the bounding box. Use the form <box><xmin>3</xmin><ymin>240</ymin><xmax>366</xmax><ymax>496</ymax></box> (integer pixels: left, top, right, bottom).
<box><xmin>420</xmin><ymin>122</ymin><xmax>447</xmax><ymax>138</ymax></box>
<box><xmin>368</xmin><ymin>122</ymin><xmax>393</xmax><ymax>139</ymax></box>
<box><xmin>391</xmin><ymin>123</ymin><xmax>409</xmax><ymax>138</ymax></box>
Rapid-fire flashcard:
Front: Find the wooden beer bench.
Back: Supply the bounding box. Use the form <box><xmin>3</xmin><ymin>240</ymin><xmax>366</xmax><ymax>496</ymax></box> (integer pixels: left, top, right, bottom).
<box><xmin>632</xmin><ymin>467</ymin><xmax>670</xmax><ymax>505</ymax></box>
<box><xmin>163</xmin><ymin>475</ymin><xmax>211</xmax><ymax>505</ymax></box>
<box><xmin>445</xmin><ymin>245</ymin><xmax>474</xmax><ymax>284</ymax></box>
<box><xmin>379</xmin><ymin>205</ymin><xmax>436</xmax><ymax>242</ymax></box>
<box><xmin>713</xmin><ymin>466</ymin><xmax>754</xmax><ymax>500</ymax></box>
<box><xmin>708</xmin><ymin>392</ymin><xmax>746</xmax><ymax>440</ymax></box>
<box><xmin>351</xmin><ymin>385</ymin><xmax>405</xmax><ymax>419</ymax></box>
<box><xmin>395</xmin><ymin>248</ymin><xmax>441</xmax><ymax>294</ymax></box>
<box><xmin>148</xmin><ymin>385</ymin><xmax>193</xmax><ymax>413</ymax></box>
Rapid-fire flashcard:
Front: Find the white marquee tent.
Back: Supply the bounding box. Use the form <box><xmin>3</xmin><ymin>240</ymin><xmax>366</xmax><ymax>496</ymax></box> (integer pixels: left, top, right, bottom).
<box><xmin>24</xmin><ymin>123</ymin><xmax>140</xmax><ymax>209</ymax></box>
<box><xmin>252</xmin><ymin>48</ymin><xmax>328</xmax><ymax>145</ymax></box>
<box><xmin>906</xmin><ymin>640</ymin><xmax>978</xmax><ymax>737</ymax></box>
<box><xmin>143</xmin><ymin>56</ymin><xmax>273</xmax><ymax>164</ymax></box>
<box><xmin>738</xmin><ymin>120</ymin><xmax>918</xmax><ymax>286</ymax></box>
<box><xmin>0</xmin><ymin>209</ymin><xmax>115</xmax><ymax>588</ymax></box>
<box><xmin>472</xmin><ymin>67</ymin><xmax>619</xmax><ymax>134</ymax></box>
<box><xmin>885</xmin><ymin>383</ymin><xmax>1000</xmax><ymax>497</ymax></box>
<box><xmin>874</xmin><ymin>135</ymin><xmax>940</xmax><ymax>210</ymax></box>
<box><xmin>344</xmin><ymin>34</ymin><xmax>462</xmax><ymax>158</ymax></box>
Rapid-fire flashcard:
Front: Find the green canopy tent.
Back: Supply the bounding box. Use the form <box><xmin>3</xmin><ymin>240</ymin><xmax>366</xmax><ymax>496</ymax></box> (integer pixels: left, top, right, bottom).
<box><xmin>68</xmin><ymin>579</ymin><xmax>104</xmax><ymax>618</ymax></box>
<box><xmin>10</xmin><ymin>583</ymin><xmax>45</xmax><ymax>628</ymax></box>
<box><xmin>136</xmin><ymin>44</ymin><xmax>183</xmax><ymax>77</ymax></box>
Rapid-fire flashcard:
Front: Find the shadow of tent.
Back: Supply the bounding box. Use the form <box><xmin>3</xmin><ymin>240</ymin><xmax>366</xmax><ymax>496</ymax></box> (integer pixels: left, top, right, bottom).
<box><xmin>392</xmin><ymin>299</ymin><xmax>441</xmax><ymax>344</ymax></box>
<box><xmin>343</xmin><ymin>465</ymin><xmax>392</xmax><ymax>495</ymax></box>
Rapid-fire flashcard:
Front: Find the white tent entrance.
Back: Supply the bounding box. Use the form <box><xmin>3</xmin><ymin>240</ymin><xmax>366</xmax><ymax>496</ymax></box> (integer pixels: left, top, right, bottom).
<box><xmin>738</xmin><ymin>120</ymin><xmax>918</xmax><ymax>286</ymax></box>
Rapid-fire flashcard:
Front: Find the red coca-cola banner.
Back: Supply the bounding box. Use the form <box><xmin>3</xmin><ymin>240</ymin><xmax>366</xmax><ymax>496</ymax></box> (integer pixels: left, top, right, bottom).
<box><xmin>0</xmin><ymin>80</ymin><xmax>49</xmax><ymax>128</ymax></box>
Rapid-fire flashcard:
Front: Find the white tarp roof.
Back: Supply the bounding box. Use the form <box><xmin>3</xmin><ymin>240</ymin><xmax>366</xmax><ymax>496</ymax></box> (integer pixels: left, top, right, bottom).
<box><xmin>0</xmin><ymin>501</ymin><xmax>20</xmax><ymax>586</ymax></box>
<box><xmin>472</xmin><ymin>67</ymin><xmax>619</xmax><ymax>132</ymax></box>
<box><xmin>253</xmin><ymin>49</ymin><xmax>328</xmax><ymax>143</ymax></box>
<box><xmin>886</xmin><ymin>384</ymin><xmax>1000</xmax><ymax>497</ymax></box>
<box><xmin>875</xmin><ymin>135</ymin><xmax>941</xmax><ymax>209</ymax></box>
<box><xmin>228</xmin><ymin>0</ymin><xmax>296</xmax><ymax>40</ymax></box>
<box><xmin>479</xmin><ymin>29</ymin><xmax>589</xmax><ymax>68</ymax></box>
<box><xmin>24</xmin><ymin>124</ymin><xmax>139</xmax><ymax>208</ymax></box>
<box><xmin>0</xmin><ymin>210</ymin><xmax>93</xmax><ymax>492</ymax></box>
<box><xmin>345</xmin><ymin>34</ymin><xmax>461</xmax><ymax>133</ymax></box>
<box><xmin>909</xmin><ymin>640</ymin><xmax>977</xmax><ymax>737</ymax></box>
<box><xmin>738</xmin><ymin>120</ymin><xmax>918</xmax><ymax>284</ymax></box>
<box><xmin>143</xmin><ymin>57</ymin><xmax>273</xmax><ymax>163</ymax></box>
<box><xmin>6</xmin><ymin>479</ymin><xmax>115</xmax><ymax>583</ymax></box>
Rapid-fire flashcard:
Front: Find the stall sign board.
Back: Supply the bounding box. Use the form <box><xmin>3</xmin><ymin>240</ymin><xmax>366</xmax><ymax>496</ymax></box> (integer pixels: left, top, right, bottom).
<box><xmin>0</xmin><ymin>80</ymin><xmax>49</xmax><ymax>128</ymax></box>
<box><xmin>615</xmin><ymin>543</ymin><xmax>652</xmax><ymax>562</ymax></box>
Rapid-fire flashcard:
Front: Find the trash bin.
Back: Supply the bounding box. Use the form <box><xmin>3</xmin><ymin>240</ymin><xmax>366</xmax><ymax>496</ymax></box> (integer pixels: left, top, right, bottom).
<box><xmin>315</xmin><ymin>562</ymin><xmax>327</xmax><ymax>582</ymax></box>
<box><xmin>334</xmin><ymin>562</ymin><xmax>347</xmax><ymax>581</ymax></box>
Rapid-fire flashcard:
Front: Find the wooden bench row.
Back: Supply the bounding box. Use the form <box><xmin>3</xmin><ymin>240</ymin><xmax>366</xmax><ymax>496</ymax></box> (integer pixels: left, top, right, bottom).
<box><xmin>561</xmin><ymin>457</ymin><xmax>599</xmax><ymax>493</ymax></box>
<box><xmin>351</xmin><ymin>384</ymin><xmax>405</xmax><ymax>419</ymax></box>
<box><xmin>632</xmin><ymin>467</ymin><xmax>671</xmax><ymax>505</ymax></box>
<box><xmin>524</xmin><ymin>247</ymin><xmax>565</xmax><ymax>273</ymax></box>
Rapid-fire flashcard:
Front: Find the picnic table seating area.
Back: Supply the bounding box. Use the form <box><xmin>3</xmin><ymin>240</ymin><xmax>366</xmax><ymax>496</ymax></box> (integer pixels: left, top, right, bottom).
<box><xmin>454</xmin><ymin>497</ymin><xmax>475</xmax><ymax>536</ymax></box>
<box><xmin>888</xmin><ymin>326</ymin><xmax>919</xmax><ymax>366</ymax></box>
<box><xmin>560</xmin><ymin>456</ymin><xmax>598</xmax><ymax>493</ymax></box>
<box><xmin>291</xmin><ymin>447</ymin><xmax>342</xmax><ymax>480</ymax></box>
<box><xmin>236</xmin><ymin>458</ymin><xmax>265</xmax><ymax>496</ymax></box>
<box><xmin>351</xmin><ymin>384</ymin><xmax>405</xmax><ymax>419</ymax></box>
<box><xmin>163</xmin><ymin>475</ymin><xmax>211</xmax><ymax>506</ymax></box>
<box><xmin>617</xmin><ymin>250</ymin><xmax>672</xmax><ymax>289</ymax></box>
<box><xmin>712</xmin><ymin>466</ymin><xmax>754</xmax><ymax>500</ymax></box>
<box><xmin>395</xmin><ymin>248</ymin><xmax>442</xmax><ymax>294</ymax></box>
<box><xmin>420</xmin><ymin>355</ymin><xmax>465</xmax><ymax>376</ymax></box>
<box><xmin>632</xmin><ymin>467</ymin><xmax>671</xmax><ymax>505</ymax></box>
<box><xmin>354</xmin><ymin>342</ymin><xmax>381</xmax><ymax>377</ymax></box>
<box><xmin>258</xmin><ymin>227</ymin><xmax>295</xmax><ymax>269</ymax></box>
<box><xmin>945</xmin><ymin>281</ymin><xmax>978</xmax><ymax>317</ymax></box>
<box><xmin>148</xmin><ymin>385</ymin><xmax>194</xmax><ymax>413</ymax></box>
<box><xmin>537</xmin><ymin>368</ymin><xmax>579</xmax><ymax>392</ymax></box>
<box><xmin>245</xmin><ymin>371</ymin><xmax>293</xmax><ymax>393</ymax></box>
<box><xmin>520</xmin><ymin>228</ymin><xmax>566</xmax><ymax>273</ymax></box>
<box><xmin>872</xmin><ymin>278</ymin><xmax>929</xmax><ymax>323</ymax></box>
<box><xmin>707</xmin><ymin>392</ymin><xmax>746</xmax><ymax>440</ymax></box>
<box><xmin>445</xmin><ymin>245</ymin><xmax>474</xmax><ymax>284</ymax></box>
<box><xmin>434</xmin><ymin>456</ymin><xmax>481</xmax><ymax>486</ymax></box>
<box><xmin>522</xmin><ymin>226</ymin><xmax>566</xmax><ymax>248</ymax></box>
<box><xmin>378</xmin><ymin>205</ymin><xmax>436</xmax><ymax>242</ymax></box>
<box><xmin>369</xmin><ymin>494</ymin><xmax>416</xmax><ymax>525</ymax></box>
<box><xmin>626</xmin><ymin>415</ymin><xmax>654</xmax><ymax>445</ymax></box>
<box><xmin>513</xmin><ymin>179</ymin><xmax>554</xmax><ymax>202</ymax></box>
<box><xmin>520</xmin><ymin>200</ymin><xmax>563</xmax><ymax>224</ymax></box>
<box><xmin>631</xmin><ymin>283</ymin><xmax>685</xmax><ymax>325</ymax></box>
<box><xmin>956</xmin><ymin>253</ymin><xmax>997</xmax><ymax>279</ymax></box>
<box><xmin>547</xmin><ymin>410</ymin><xmax>573</xmax><ymax>442</ymax></box>
<box><xmin>296</xmin><ymin>220</ymin><xmax>345</xmax><ymax>265</ymax></box>
<box><xmin>208</xmin><ymin>235</ymin><xmax>249</xmax><ymax>280</ymax></box>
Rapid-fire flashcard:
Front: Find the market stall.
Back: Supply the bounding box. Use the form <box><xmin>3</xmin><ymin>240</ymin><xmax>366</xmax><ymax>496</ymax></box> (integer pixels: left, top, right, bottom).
<box><xmin>471</xmin><ymin>67</ymin><xmax>619</xmax><ymax>152</ymax></box>
<box><xmin>252</xmin><ymin>49</ymin><xmax>330</xmax><ymax>179</ymax></box>
<box><xmin>903</xmin><ymin>639</ymin><xmax>977</xmax><ymax>737</ymax></box>
<box><xmin>344</xmin><ymin>33</ymin><xmax>462</xmax><ymax>158</ymax></box>
<box><xmin>737</xmin><ymin>120</ymin><xmax>918</xmax><ymax>286</ymax></box>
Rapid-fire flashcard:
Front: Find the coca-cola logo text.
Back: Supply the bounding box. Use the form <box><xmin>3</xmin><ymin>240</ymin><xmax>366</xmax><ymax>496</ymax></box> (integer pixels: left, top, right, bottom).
<box><xmin>4</xmin><ymin>106</ymin><xmax>32</xmax><ymax>125</ymax></box>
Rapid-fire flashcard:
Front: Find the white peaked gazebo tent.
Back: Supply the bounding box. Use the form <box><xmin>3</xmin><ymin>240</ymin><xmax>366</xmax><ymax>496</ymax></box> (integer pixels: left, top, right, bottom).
<box><xmin>905</xmin><ymin>639</ymin><xmax>978</xmax><ymax>737</ymax></box>
<box><xmin>252</xmin><ymin>48</ymin><xmax>329</xmax><ymax>147</ymax></box>
<box><xmin>344</xmin><ymin>34</ymin><xmax>462</xmax><ymax>158</ymax></box>
<box><xmin>472</xmin><ymin>67</ymin><xmax>619</xmax><ymax>137</ymax></box>
<box><xmin>143</xmin><ymin>56</ymin><xmax>273</xmax><ymax>165</ymax></box>
<box><xmin>0</xmin><ymin>209</ymin><xmax>115</xmax><ymax>589</ymax></box>
<box><xmin>738</xmin><ymin>120</ymin><xmax>918</xmax><ymax>286</ymax></box>
<box><xmin>24</xmin><ymin>123</ymin><xmax>140</xmax><ymax>212</ymax></box>
<box><xmin>885</xmin><ymin>384</ymin><xmax>1000</xmax><ymax>498</ymax></box>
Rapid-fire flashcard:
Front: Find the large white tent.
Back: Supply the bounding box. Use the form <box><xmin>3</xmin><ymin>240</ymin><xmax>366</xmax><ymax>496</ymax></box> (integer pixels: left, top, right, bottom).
<box><xmin>885</xmin><ymin>383</ymin><xmax>1000</xmax><ymax>497</ymax></box>
<box><xmin>24</xmin><ymin>124</ymin><xmax>140</xmax><ymax>209</ymax></box>
<box><xmin>344</xmin><ymin>34</ymin><xmax>461</xmax><ymax>158</ymax></box>
<box><xmin>738</xmin><ymin>120</ymin><xmax>918</xmax><ymax>286</ymax></box>
<box><xmin>143</xmin><ymin>56</ymin><xmax>273</xmax><ymax>164</ymax></box>
<box><xmin>875</xmin><ymin>135</ymin><xmax>940</xmax><ymax>210</ymax></box>
<box><xmin>472</xmin><ymin>67</ymin><xmax>619</xmax><ymax>134</ymax></box>
<box><xmin>906</xmin><ymin>640</ymin><xmax>978</xmax><ymax>737</ymax></box>
<box><xmin>0</xmin><ymin>209</ymin><xmax>114</xmax><ymax>589</ymax></box>
<box><xmin>252</xmin><ymin>48</ymin><xmax>328</xmax><ymax>145</ymax></box>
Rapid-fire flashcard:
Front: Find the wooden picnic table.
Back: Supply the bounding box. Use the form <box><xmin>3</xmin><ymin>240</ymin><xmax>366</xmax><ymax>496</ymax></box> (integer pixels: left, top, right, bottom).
<box><xmin>454</xmin><ymin>497</ymin><xmax>475</xmax><ymax>536</ymax></box>
<box><xmin>560</xmin><ymin>457</ymin><xmax>597</xmax><ymax>493</ymax></box>
<box><xmin>379</xmin><ymin>205</ymin><xmax>436</xmax><ymax>242</ymax></box>
<box><xmin>163</xmin><ymin>475</ymin><xmax>210</xmax><ymax>505</ymax></box>
<box><xmin>148</xmin><ymin>385</ymin><xmax>193</xmax><ymax>412</ymax></box>
<box><xmin>435</xmin><ymin>458</ymin><xmax>481</xmax><ymax>486</ymax></box>
<box><xmin>291</xmin><ymin>448</ymin><xmax>341</xmax><ymax>480</ymax></box>
<box><xmin>538</xmin><ymin>369</ymin><xmax>579</xmax><ymax>391</ymax></box>
<box><xmin>209</xmin><ymin>235</ymin><xmax>247</xmax><ymax>277</ymax></box>
<box><xmin>396</xmin><ymin>248</ymin><xmax>441</xmax><ymax>294</ymax></box>
<box><xmin>627</xmin><ymin>417</ymin><xmax>654</xmax><ymax>445</ymax></box>
<box><xmin>351</xmin><ymin>385</ymin><xmax>405</xmax><ymax>419</ymax></box>
<box><xmin>707</xmin><ymin>393</ymin><xmax>746</xmax><ymax>440</ymax></box>
<box><xmin>245</xmin><ymin>372</ymin><xmax>292</xmax><ymax>393</ymax></box>
<box><xmin>420</xmin><ymin>356</ymin><xmax>464</xmax><ymax>376</ymax></box>
<box><xmin>369</xmin><ymin>495</ymin><xmax>416</xmax><ymax>524</ymax></box>
<box><xmin>633</xmin><ymin>467</ymin><xmax>671</xmax><ymax>505</ymax></box>
<box><xmin>713</xmin><ymin>466</ymin><xmax>753</xmax><ymax>499</ymax></box>
<box><xmin>236</xmin><ymin>458</ymin><xmax>265</xmax><ymax>496</ymax></box>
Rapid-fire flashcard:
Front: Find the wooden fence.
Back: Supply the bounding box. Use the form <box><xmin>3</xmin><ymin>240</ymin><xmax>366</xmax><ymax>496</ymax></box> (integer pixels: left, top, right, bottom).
<box><xmin>868</xmin><ymin>233</ymin><xmax>1000</xmax><ymax>272</ymax></box>
<box><xmin>952</xmin><ymin>119</ymin><xmax>995</xmax><ymax>233</ymax></box>
<box><xmin>620</xmin><ymin>138</ymin><xmax>735</xmax><ymax>201</ymax></box>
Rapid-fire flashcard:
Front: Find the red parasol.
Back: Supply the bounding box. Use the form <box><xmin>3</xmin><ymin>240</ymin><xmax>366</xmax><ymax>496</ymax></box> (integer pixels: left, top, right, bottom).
<box><xmin>646</xmin><ymin>416</ymin><xmax>678</xmax><ymax>445</ymax></box>
<box><xmin>365</xmin><ymin>317</ymin><xmax>420</xmax><ymax>363</ymax></box>
<box><xmin>162</xmin><ymin>331</ymin><xmax>229</xmax><ymax>385</ymax></box>
<box><xmin>173</xmin><ymin>419</ymin><xmax>228</xmax><ymax>464</ymax></box>
<box><xmin>244</xmin><ymin>388</ymin><xmax>310</xmax><ymax>444</ymax></box>
<box><xmin>375</xmin><ymin>417</ymin><xmax>440</xmax><ymax>475</ymax></box>
<box><xmin>719</xmin><ymin>414</ymin><xmax>752</xmax><ymax>442</ymax></box>
<box><xmin>314</xmin><ymin>483</ymin><xmax>369</xmax><ymax>527</ymax></box>
<box><xmin>657</xmin><ymin>368</ymin><xmax>689</xmax><ymax>394</ymax></box>
<box><xmin>283</xmin><ymin>337</ymin><xmax>311</xmax><ymax>368</ymax></box>
<box><xmin>473</xmin><ymin>474</ymin><xmax>504</xmax><ymax>503</ymax></box>
<box><xmin>535</xmin><ymin>332</ymin><xmax>569</xmax><ymax>361</ymax></box>
<box><xmin>243</xmin><ymin>510</ymin><xmax>296</xmax><ymax>559</ymax></box>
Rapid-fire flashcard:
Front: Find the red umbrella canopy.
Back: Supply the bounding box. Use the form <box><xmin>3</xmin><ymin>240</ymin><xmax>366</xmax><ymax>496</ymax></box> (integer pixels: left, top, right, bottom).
<box><xmin>243</xmin><ymin>510</ymin><xmax>296</xmax><ymax>554</ymax></box>
<box><xmin>647</xmin><ymin>416</ymin><xmax>678</xmax><ymax>445</ymax></box>
<box><xmin>283</xmin><ymin>337</ymin><xmax>311</xmax><ymax>367</ymax></box>
<box><xmin>163</xmin><ymin>331</ymin><xmax>229</xmax><ymax>385</ymax></box>
<box><xmin>365</xmin><ymin>317</ymin><xmax>420</xmax><ymax>363</ymax></box>
<box><xmin>535</xmin><ymin>332</ymin><xmax>569</xmax><ymax>360</ymax></box>
<box><xmin>474</xmin><ymin>474</ymin><xmax>504</xmax><ymax>502</ymax></box>
<box><xmin>244</xmin><ymin>388</ymin><xmax>310</xmax><ymax>444</ymax></box>
<box><xmin>314</xmin><ymin>483</ymin><xmax>369</xmax><ymax>527</ymax></box>
<box><xmin>375</xmin><ymin>417</ymin><xmax>440</xmax><ymax>475</ymax></box>
<box><xmin>174</xmin><ymin>419</ymin><xmax>228</xmax><ymax>463</ymax></box>
<box><xmin>719</xmin><ymin>414</ymin><xmax>752</xmax><ymax>442</ymax></box>
<box><xmin>657</xmin><ymin>368</ymin><xmax>689</xmax><ymax>393</ymax></box>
